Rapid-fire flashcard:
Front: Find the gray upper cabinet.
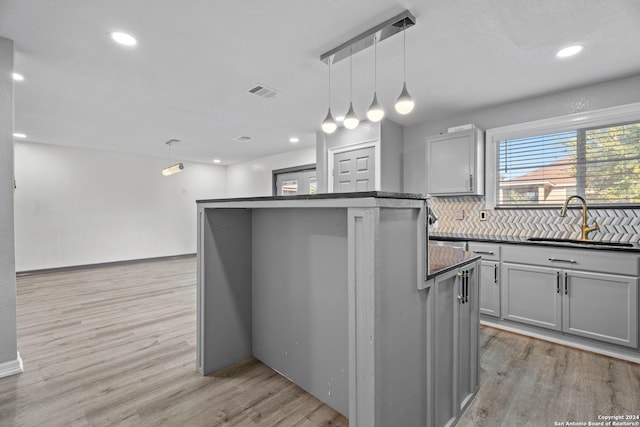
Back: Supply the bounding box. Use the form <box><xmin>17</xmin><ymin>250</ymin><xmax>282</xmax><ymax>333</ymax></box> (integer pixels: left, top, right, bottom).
<box><xmin>426</xmin><ymin>126</ymin><xmax>485</xmax><ymax>196</ymax></box>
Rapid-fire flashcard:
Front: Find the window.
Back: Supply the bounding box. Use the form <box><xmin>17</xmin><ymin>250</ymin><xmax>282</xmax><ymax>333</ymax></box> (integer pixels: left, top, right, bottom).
<box><xmin>272</xmin><ymin>164</ymin><xmax>316</xmax><ymax>196</ymax></box>
<box><xmin>495</xmin><ymin>121</ymin><xmax>640</xmax><ymax>207</ymax></box>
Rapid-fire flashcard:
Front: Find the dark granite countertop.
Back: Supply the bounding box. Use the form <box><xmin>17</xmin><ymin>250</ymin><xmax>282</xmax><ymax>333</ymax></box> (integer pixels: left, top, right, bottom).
<box><xmin>427</xmin><ymin>245</ymin><xmax>480</xmax><ymax>279</ymax></box>
<box><xmin>197</xmin><ymin>191</ymin><xmax>427</xmax><ymax>204</ymax></box>
<box><xmin>430</xmin><ymin>233</ymin><xmax>640</xmax><ymax>252</ymax></box>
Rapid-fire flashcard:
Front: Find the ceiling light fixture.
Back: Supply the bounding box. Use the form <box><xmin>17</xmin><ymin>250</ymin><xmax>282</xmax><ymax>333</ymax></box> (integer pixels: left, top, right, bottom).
<box><xmin>319</xmin><ymin>10</ymin><xmax>415</xmax><ymax>130</ymax></box>
<box><xmin>213</xmin><ymin>159</ymin><xmax>221</xmax><ymax>164</ymax></box>
<box><xmin>343</xmin><ymin>48</ymin><xmax>360</xmax><ymax>130</ymax></box>
<box><xmin>110</xmin><ymin>31</ymin><xmax>137</xmax><ymax>47</ymax></box>
<box><xmin>12</xmin><ymin>73</ymin><xmax>24</xmax><ymax>81</ymax></box>
<box><xmin>289</xmin><ymin>137</ymin><xmax>299</xmax><ymax>143</ymax></box>
<box><xmin>366</xmin><ymin>33</ymin><xmax>384</xmax><ymax>122</ymax></box>
<box><xmin>321</xmin><ymin>57</ymin><xmax>337</xmax><ymax>134</ymax></box>
<box><xmin>13</xmin><ymin>132</ymin><xmax>26</xmax><ymax>138</ymax></box>
<box><xmin>394</xmin><ymin>20</ymin><xmax>414</xmax><ymax>115</ymax></box>
<box><xmin>162</xmin><ymin>139</ymin><xmax>184</xmax><ymax>176</ymax></box>
<box><xmin>556</xmin><ymin>45</ymin><xmax>583</xmax><ymax>58</ymax></box>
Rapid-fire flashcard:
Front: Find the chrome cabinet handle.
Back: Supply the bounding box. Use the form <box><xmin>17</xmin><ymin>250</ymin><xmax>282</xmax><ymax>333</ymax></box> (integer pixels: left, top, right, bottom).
<box><xmin>465</xmin><ymin>271</ymin><xmax>469</xmax><ymax>303</ymax></box>
<box><xmin>556</xmin><ymin>271</ymin><xmax>560</xmax><ymax>294</ymax></box>
<box><xmin>564</xmin><ymin>272</ymin><xmax>568</xmax><ymax>295</ymax></box>
<box><xmin>494</xmin><ymin>264</ymin><xmax>498</xmax><ymax>284</ymax></box>
<box><xmin>473</xmin><ymin>251</ymin><xmax>494</xmax><ymax>255</ymax></box>
<box><xmin>548</xmin><ymin>258</ymin><xmax>577</xmax><ymax>264</ymax></box>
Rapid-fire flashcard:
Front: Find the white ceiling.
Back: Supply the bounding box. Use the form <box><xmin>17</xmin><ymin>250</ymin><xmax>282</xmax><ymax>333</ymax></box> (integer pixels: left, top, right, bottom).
<box><xmin>1</xmin><ymin>0</ymin><xmax>640</xmax><ymax>165</ymax></box>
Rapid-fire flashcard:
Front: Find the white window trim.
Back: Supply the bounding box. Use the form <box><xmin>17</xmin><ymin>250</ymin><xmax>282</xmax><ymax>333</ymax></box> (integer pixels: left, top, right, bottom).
<box><xmin>485</xmin><ymin>102</ymin><xmax>640</xmax><ymax>209</ymax></box>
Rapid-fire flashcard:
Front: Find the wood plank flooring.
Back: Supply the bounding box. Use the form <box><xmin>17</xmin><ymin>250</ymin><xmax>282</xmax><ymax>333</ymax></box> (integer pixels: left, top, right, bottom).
<box><xmin>459</xmin><ymin>327</ymin><xmax>640</xmax><ymax>426</ymax></box>
<box><xmin>0</xmin><ymin>256</ymin><xmax>638</xmax><ymax>426</ymax></box>
<box><xmin>0</xmin><ymin>256</ymin><xmax>347</xmax><ymax>427</ymax></box>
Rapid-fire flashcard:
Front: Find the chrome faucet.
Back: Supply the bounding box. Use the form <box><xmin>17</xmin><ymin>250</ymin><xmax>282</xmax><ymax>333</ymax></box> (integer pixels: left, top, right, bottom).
<box><xmin>560</xmin><ymin>195</ymin><xmax>599</xmax><ymax>241</ymax></box>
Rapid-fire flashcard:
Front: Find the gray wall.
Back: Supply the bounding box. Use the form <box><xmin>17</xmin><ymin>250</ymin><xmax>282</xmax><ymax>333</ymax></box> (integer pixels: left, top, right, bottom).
<box><xmin>404</xmin><ymin>73</ymin><xmax>640</xmax><ymax>194</ymax></box>
<box><xmin>0</xmin><ymin>37</ymin><xmax>18</xmax><ymax>365</ymax></box>
<box><xmin>316</xmin><ymin>119</ymin><xmax>403</xmax><ymax>193</ymax></box>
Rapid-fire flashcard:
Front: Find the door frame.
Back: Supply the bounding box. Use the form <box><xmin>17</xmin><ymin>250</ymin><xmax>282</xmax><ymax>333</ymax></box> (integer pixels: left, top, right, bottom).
<box><xmin>327</xmin><ymin>139</ymin><xmax>381</xmax><ymax>193</ymax></box>
<box><xmin>272</xmin><ymin>163</ymin><xmax>316</xmax><ymax>196</ymax></box>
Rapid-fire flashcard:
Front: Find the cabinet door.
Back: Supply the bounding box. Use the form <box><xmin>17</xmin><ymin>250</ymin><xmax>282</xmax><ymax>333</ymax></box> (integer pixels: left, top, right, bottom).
<box><xmin>427</xmin><ymin>132</ymin><xmax>473</xmax><ymax>195</ymax></box>
<box><xmin>563</xmin><ymin>271</ymin><xmax>638</xmax><ymax>348</ymax></box>
<box><xmin>458</xmin><ymin>266</ymin><xmax>479</xmax><ymax>415</ymax></box>
<box><xmin>479</xmin><ymin>260</ymin><xmax>500</xmax><ymax>318</ymax></box>
<box><xmin>433</xmin><ymin>269</ymin><xmax>459</xmax><ymax>427</ymax></box>
<box><xmin>502</xmin><ymin>263</ymin><xmax>562</xmax><ymax>331</ymax></box>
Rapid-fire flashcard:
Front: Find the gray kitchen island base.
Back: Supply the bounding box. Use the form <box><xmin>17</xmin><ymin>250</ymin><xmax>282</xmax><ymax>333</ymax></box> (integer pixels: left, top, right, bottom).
<box><xmin>196</xmin><ymin>192</ymin><xmax>479</xmax><ymax>427</ymax></box>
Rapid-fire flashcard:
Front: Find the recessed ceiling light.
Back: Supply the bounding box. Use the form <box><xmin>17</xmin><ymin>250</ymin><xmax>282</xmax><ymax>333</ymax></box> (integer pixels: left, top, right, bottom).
<box><xmin>556</xmin><ymin>45</ymin><xmax>583</xmax><ymax>58</ymax></box>
<box><xmin>289</xmin><ymin>137</ymin><xmax>299</xmax><ymax>143</ymax></box>
<box><xmin>12</xmin><ymin>73</ymin><xmax>24</xmax><ymax>81</ymax></box>
<box><xmin>13</xmin><ymin>133</ymin><xmax>26</xmax><ymax>138</ymax></box>
<box><xmin>335</xmin><ymin>116</ymin><xmax>345</xmax><ymax>122</ymax></box>
<box><xmin>213</xmin><ymin>159</ymin><xmax>221</xmax><ymax>164</ymax></box>
<box><xmin>110</xmin><ymin>31</ymin><xmax>137</xmax><ymax>47</ymax></box>
<box><xmin>233</xmin><ymin>135</ymin><xmax>252</xmax><ymax>142</ymax></box>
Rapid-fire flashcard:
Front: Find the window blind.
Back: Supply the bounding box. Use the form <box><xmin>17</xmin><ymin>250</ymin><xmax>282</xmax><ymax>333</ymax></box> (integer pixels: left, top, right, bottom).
<box><xmin>496</xmin><ymin>121</ymin><xmax>640</xmax><ymax>207</ymax></box>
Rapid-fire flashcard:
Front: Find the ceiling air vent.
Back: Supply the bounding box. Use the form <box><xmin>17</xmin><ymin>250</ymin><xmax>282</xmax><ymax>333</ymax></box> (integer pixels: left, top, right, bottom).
<box><xmin>233</xmin><ymin>135</ymin><xmax>253</xmax><ymax>142</ymax></box>
<box><xmin>247</xmin><ymin>84</ymin><xmax>280</xmax><ymax>99</ymax></box>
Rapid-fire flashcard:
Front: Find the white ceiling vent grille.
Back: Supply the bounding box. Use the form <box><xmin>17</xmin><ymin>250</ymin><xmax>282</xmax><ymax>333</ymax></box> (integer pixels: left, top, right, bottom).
<box><xmin>233</xmin><ymin>135</ymin><xmax>253</xmax><ymax>142</ymax></box>
<box><xmin>247</xmin><ymin>84</ymin><xmax>280</xmax><ymax>99</ymax></box>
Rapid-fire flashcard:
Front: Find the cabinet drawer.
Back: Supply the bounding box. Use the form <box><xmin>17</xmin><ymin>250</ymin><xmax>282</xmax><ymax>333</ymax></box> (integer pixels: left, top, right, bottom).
<box><xmin>502</xmin><ymin>244</ymin><xmax>640</xmax><ymax>276</ymax></box>
<box><xmin>467</xmin><ymin>243</ymin><xmax>500</xmax><ymax>261</ymax></box>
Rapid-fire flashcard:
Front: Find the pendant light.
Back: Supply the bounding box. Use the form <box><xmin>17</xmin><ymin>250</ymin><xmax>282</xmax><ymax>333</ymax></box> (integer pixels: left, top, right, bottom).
<box><xmin>321</xmin><ymin>57</ymin><xmax>337</xmax><ymax>134</ymax></box>
<box><xmin>162</xmin><ymin>139</ymin><xmax>184</xmax><ymax>176</ymax></box>
<box><xmin>395</xmin><ymin>21</ymin><xmax>415</xmax><ymax>115</ymax></box>
<box><xmin>343</xmin><ymin>48</ymin><xmax>360</xmax><ymax>130</ymax></box>
<box><xmin>366</xmin><ymin>34</ymin><xmax>384</xmax><ymax>122</ymax></box>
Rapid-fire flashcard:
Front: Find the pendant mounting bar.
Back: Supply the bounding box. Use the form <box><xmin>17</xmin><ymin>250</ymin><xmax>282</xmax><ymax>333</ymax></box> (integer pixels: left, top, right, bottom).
<box><xmin>320</xmin><ymin>10</ymin><xmax>416</xmax><ymax>65</ymax></box>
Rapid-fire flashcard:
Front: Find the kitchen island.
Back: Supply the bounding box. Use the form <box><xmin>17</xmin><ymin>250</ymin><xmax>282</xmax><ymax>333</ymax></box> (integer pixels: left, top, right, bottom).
<box><xmin>196</xmin><ymin>192</ymin><xmax>479</xmax><ymax>427</ymax></box>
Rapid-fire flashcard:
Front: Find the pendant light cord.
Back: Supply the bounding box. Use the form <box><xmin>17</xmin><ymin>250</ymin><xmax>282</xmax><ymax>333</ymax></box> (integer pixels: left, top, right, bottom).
<box><xmin>349</xmin><ymin>47</ymin><xmax>353</xmax><ymax>101</ymax></box>
<box><xmin>328</xmin><ymin>59</ymin><xmax>332</xmax><ymax>106</ymax></box>
<box><xmin>374</xmin><ymin>35</ymin><xmax>378</xmax><ymax>91</ymax></box>
<box><xmin>403</xmin><ymin>22</ymin><xmax>407</xmax><ymax>82</ymax></box>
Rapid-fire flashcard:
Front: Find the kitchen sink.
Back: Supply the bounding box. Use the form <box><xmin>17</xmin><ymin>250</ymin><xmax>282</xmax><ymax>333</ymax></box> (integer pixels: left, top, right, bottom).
<box><xmin>526</xmin><ymin>237</ymin><xmax>634</xmax><ymax>247</ymax></box>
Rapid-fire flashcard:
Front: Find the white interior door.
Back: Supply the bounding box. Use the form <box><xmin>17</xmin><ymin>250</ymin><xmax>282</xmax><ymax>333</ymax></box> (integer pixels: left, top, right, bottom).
<box><xmin>332</xmin><ymin>146</ymin><xmax>376</xmax><ymax>193</ymax></box>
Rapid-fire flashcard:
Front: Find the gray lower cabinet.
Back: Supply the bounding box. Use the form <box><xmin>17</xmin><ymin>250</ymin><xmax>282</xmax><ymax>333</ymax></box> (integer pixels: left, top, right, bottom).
<box><xmin>563</xmin><ymin>270</ymin><xmax>638</xmax><ymax>348</ymax></box>
<box><xmin>433</xmin><ymin>263</ymin><xmax>479</xmax><ymax>427</ymax></box>
<box><xmin>502</xmin><ymin>263</ymin><xmax>562</xmax><ymax>330</ymax></box>
<box><xmin>468</xmin><ymin>242</ymin><xmax>501</xmax><ymax>318</ymax></box>
<box><xmin>502</xmin><ymin>262</ymin><xmax>638</xmax><ymax>348</ymax></box>
<box><xmin>478</xmin><ymin>260</ymin><xmax>500</xmax><ymax>318</ymax></box>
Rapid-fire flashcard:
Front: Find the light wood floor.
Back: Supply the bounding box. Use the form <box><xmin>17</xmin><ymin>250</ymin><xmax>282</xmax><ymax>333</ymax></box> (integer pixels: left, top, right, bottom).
<box><xmin>0</xmin><ymin>256</ymin><xmax>347</xmax><ymax>427</ymax></box>
<box><xmin>0</xmin><ymin>256</ymin><xmax>638</xmax><ymax>427</ymax></box>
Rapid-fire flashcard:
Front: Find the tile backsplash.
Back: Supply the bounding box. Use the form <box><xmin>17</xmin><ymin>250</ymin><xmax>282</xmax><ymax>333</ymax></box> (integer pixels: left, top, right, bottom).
<box><xmin>429</xmin><ymin>196</ymin><xmax>640</xmax><ymax>242</ymax></box>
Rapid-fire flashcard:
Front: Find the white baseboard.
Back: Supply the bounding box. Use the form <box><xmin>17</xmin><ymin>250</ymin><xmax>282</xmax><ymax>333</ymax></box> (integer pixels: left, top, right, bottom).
<box><xmin>0</xmin><ymin>352</ymin><xmax>24</xmax><ymax>379</ymax></box>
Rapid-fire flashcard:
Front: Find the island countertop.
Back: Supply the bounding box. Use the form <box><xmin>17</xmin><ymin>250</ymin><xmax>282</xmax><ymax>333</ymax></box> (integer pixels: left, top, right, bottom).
<box><xmin>197</xmin><ymin>191</ymin><xmax>427</xmax><ymax>204</ymax></box>
<box><xmin>428</xmin><ymin>245</ymin><xmax>480</xmax><ymax>279</ymax></box>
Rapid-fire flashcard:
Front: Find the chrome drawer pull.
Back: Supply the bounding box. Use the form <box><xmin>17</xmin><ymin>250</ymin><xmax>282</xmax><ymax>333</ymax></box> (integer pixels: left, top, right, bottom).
<box><xmin>548</xmin><ymin>258</ymin><xmax>577</xmax><ymax>264</ymax></box>
<box><xmin>473</xmin><ymin>251</ymin><xmax>495</xmax><ymax>255</ymax></box>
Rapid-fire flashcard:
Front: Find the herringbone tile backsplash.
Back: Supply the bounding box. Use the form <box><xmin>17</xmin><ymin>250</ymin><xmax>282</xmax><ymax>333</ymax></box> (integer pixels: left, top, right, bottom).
<box><xmin>429</xmin><ymin>196</ymin><xmax>640</xmax><ymax>242</ymax></box>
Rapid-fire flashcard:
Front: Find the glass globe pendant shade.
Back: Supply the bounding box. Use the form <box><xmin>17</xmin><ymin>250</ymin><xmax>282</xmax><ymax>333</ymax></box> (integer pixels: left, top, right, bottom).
<box><xmin>343</xmin><ymin>102</ymin><xmax>360</xmax><ymax>130</ymax></box>
<box><xmin>321</xmin><ymin>108</ymin><xmax>337</xmax><ymax>134</ymax></box>
<box><xmin>394</xmin><ymin>82</ymin><xmax>415</xmax><ymax>115</ymax></box>
<box><xmin>366</xmin><ymin>93</ymin><xmax>385</xmax><ymax>122</ymax></box>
